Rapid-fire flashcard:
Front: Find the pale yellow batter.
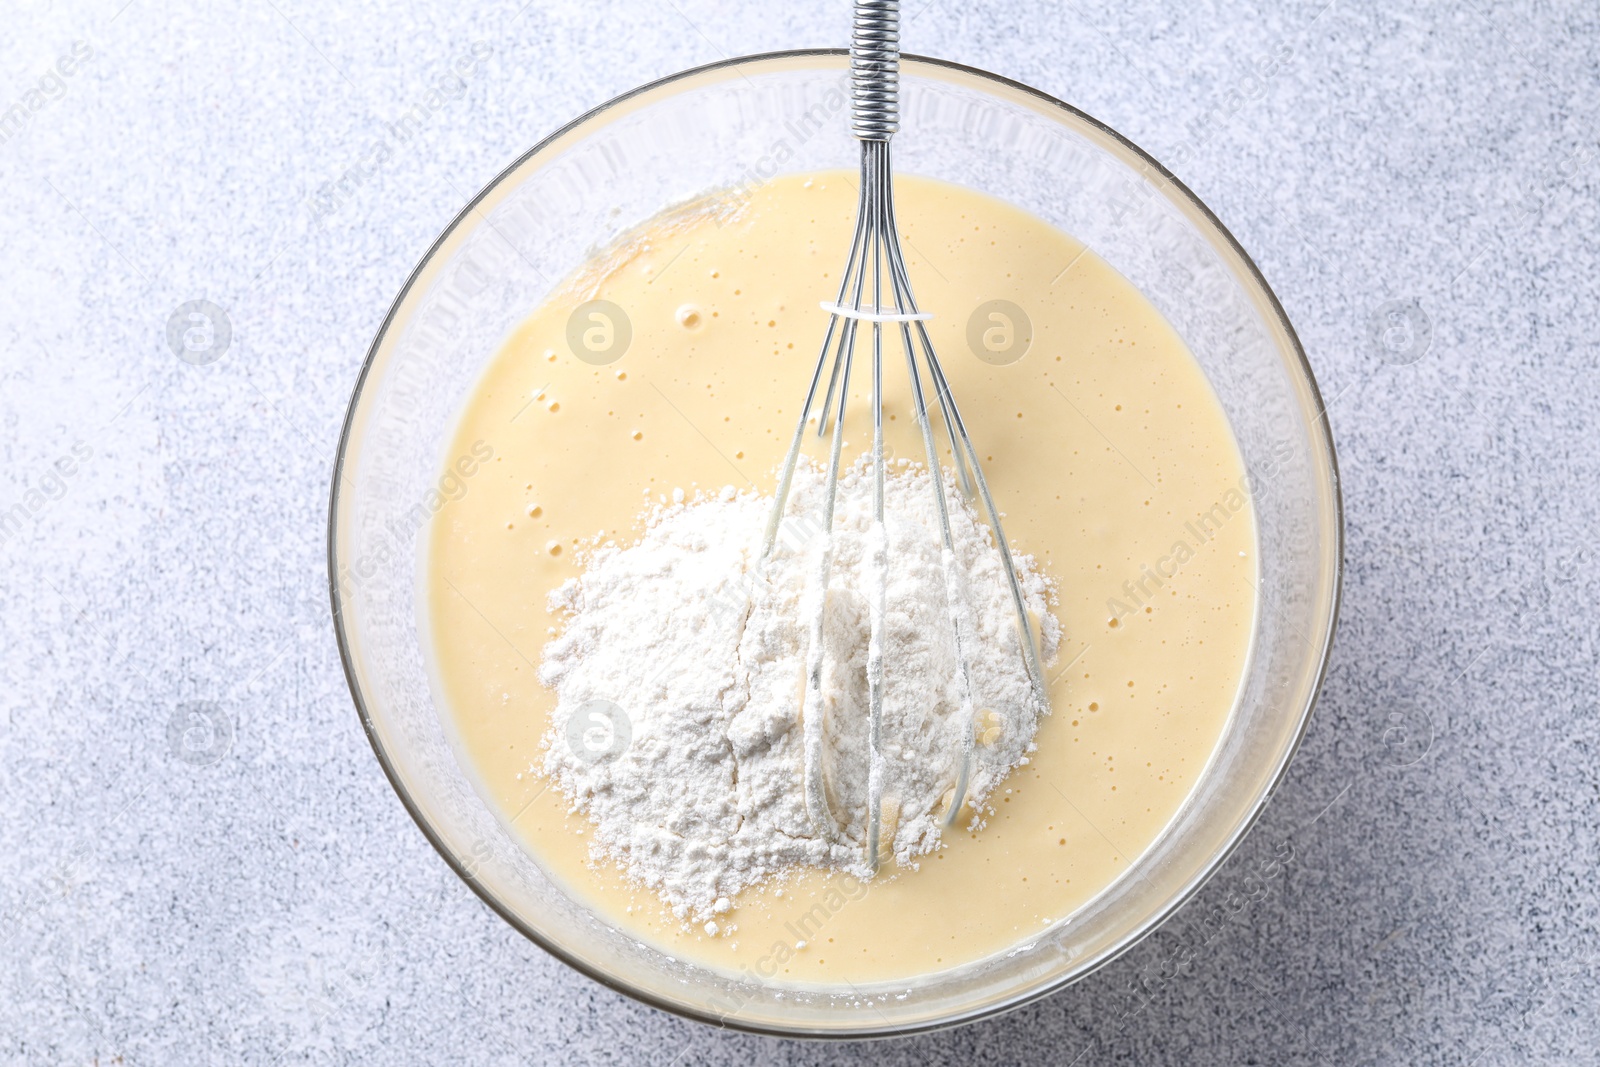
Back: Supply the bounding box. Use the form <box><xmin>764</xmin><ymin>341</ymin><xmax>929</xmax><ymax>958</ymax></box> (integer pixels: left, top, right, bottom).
<box><xmin>424</xmin><ymin>172</ymin><xmax>1256</xmax><ymax>986</ymax></box>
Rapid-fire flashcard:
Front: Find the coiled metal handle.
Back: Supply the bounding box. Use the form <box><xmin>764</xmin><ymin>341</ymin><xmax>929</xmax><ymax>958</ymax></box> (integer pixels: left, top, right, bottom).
<box><xmin>850</xmin><ymin>0</ymin><xmax>900</xmax><ymax>141</ymax></box>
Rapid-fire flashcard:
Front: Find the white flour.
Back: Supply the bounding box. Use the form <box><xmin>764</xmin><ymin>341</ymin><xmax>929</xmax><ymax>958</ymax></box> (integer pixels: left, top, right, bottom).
<box><xmin>539</xmin><ymin>456</ymin><xmax>1059</xmax><ymax>929</ymax></box>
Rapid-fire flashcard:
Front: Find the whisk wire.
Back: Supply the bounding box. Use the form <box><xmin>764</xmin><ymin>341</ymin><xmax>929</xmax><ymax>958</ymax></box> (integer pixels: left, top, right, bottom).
<box><xmin>799</xmin><ymin>323</ymin><xmax>858</xmax><ymax>839</ymax></box>
<box><xmin>761</xmin><ymin>149</ymin><xmax>875</xmax><ymax>560</ymax></box>
<box><xmin>865</xmin><ymin>157</ymin><xmax>888</xmax><ymax>870</ymax></box>
<box><xmin>879</xmin><ymin>183</ymin><xmax>1049</xmax><ymax>706</ymax></box>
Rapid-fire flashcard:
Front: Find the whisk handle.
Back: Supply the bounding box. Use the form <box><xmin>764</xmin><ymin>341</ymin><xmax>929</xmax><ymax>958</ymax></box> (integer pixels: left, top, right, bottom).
<box><xmin>850</xmin><ymin>0</ymin><xmax>900</xmax><ymax>141</ymax></box>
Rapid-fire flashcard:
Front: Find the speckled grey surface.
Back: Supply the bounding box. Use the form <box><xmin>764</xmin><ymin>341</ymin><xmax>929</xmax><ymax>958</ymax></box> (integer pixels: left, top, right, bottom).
<box><xmin>2</xmin><ymin>0</ymin><xmax>1597</xmax><ymax>1063</ymax></box>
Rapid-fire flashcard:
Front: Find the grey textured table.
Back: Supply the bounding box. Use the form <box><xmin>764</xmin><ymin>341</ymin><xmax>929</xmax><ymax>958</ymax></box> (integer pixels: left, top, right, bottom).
<box><xmin>2</xmin><ymin>0</ymin><xmax>1596</xmax><ymax>1063</ymax></box>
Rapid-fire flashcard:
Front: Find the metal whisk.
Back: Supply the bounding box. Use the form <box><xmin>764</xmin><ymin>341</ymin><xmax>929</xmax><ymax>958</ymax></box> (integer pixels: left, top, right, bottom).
<box><xmin>761</xmin><ymin>0</ymin><xmax>1047</xmax><ymax>872</ymax></box>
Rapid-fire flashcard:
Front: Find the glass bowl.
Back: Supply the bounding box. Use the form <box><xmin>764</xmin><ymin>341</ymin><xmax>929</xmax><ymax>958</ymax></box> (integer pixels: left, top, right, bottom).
<box><xmin>328</xmin><ymin>50</ymin><xmax>1342</xmax><ymax>1038</ymax></box>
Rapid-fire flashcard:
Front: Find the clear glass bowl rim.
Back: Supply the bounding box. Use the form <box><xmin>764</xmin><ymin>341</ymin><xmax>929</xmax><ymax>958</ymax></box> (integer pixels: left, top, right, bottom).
<box><xmin>327</xmin><ymin>47</ymin><xmax>1344</xmax><ymax>1040</ymax></box>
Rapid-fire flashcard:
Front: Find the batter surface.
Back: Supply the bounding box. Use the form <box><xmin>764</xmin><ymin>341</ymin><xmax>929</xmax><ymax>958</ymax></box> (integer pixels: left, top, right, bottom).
<box><xmin>424</xmin><ymin>172</ymin><xmax>1257</xmax><ymax>986</ymax></box>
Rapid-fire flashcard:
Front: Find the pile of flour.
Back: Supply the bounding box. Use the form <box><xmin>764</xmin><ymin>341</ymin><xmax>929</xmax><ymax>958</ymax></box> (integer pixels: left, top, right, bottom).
<box><xmin>539</xmin><ymin>456</ymin><xmax>1059</xmax><ymax>929</ymax></box>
